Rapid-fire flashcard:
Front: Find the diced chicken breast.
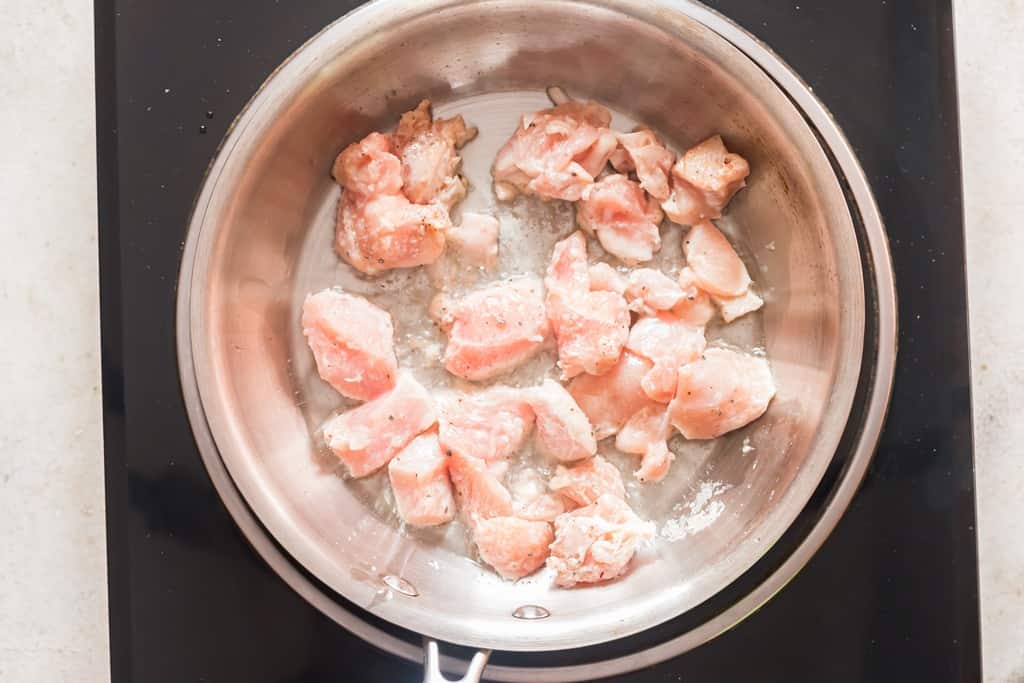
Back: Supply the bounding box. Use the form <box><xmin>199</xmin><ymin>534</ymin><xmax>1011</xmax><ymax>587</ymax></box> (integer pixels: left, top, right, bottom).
<box><xmin>447</xmin><ymin>212</ymin><xmax>500</xmax><ymax>269</ymax></box>
<box><xmin>388</xmin><ymin>433</ymin><xmax>455</xmax><ymax>527</ymax></box>
<box><xmin>577</xmin><ymin>174</ymin><xmax>664</xmax><ymax>264</ymax></box>
<box><xmin>332</xmin><ymin>131</ymin><xmax>404</xmax><ymax>197</ymax></box>
<box><xmin>662</xmin><ymin>135</ymin><xmax>750</xmax><ymax>225</ymax></box>
<box><xmin>616</xmin><ymin>405</ymin><xmax>674</xmax><ymax>483</ymax></box>
<box><xmin>609</xmin><ymin>129</ymin><xmax>676</xmax><ymax>200</ymax></box>
<box><xmin>626</xmin><ymin>312</ymin><xmax>708</xmax><ymax>403</ymax></box>
<box><xmin>549</xmin><ymin>455</ymin><xmax>626</xmax><ymax>507</ymax></box>
<box><xmin>669</xmin><ymin>348</ymin><xmax>776</xmax><ymax>439</ymax></box>
<box><xmin>438</xmin><ymin>388</ymin><xmax>534</xmax><ymax>462</ymax></box>
<box><xmin>473</xmin><ymin>517</ymin><xmax>554</xmax><ymax>580</ymax></box>
<box><xmin>588</xmin><ymin>262</ymin><xmax>627</xmax><ymax>295</ymax></box>
<box><xmin>322</xmin><ymin>372</ymin><xmax>437</xmax><ymax>478</ymax></box>
<box><xmin>545</xmin><ymin>232</ymin><xmax>630</xmax><ymax>379</ymax></box>
<box><xmin>526</xmin><ymin>379</ymin><xmax>597</xmax><ymax>463</ymax></box>
<box><xmin>448</xmin><ymin>451</ymin><xmax>514</xmax><ymax>524</ymax></box>
<box><xmin>714</xmin><ymin>288</ymin><xmax>764</xmax><ymax>323</ymax></box>
<box><xmin>569</xmin><ymin>351</ymin><xmax>657</xmax><ymax>440</ymax></box>
<box><xmin>510</xmin><ymin>468</ymin><xmax>568</xmax><ymax>522</ymax></box>
<box><xmin>674</xmin><ymin>267</ymin><xmax>717</xmax><ymax>326</ymax></box>
<box><xmin>547</xmin><ymin>494</ymin><xmax>655</xmax><ymax>587</ymax></box>
<box><xmin>392</xmin><ymin>100</ymin><xmax>477</xmax><ymax>205</ymax></box>
<box><xmin>301</xmin><ymin>288</ymin><xmax>398</xmax><ymax>401</ymax></box>
<box><xmin>682</xmin><ymin>221</ymin><xmax>752</xmax><ymax>297</ymax></box>
<box><xmin>439</xmin><ymin>277</ymin><xmax>550</xmax><ymax>381</ymax></box>
<box><xmin>624</xmin><ymin>268</ymin><xmax>686</xmax><ymax>315</ymax></box>
<box><xmin>335</xmin><ymin>192</ymin><xmax>450</xmax><ymax>275</ymax></box>
<box><xmin>331</xmin><ymin>101</ymin><xmax>476</xmax><ymax>275</ymax></box>
<box><xmin>491</xmin><ymin>101</ymin><xmax>615</xmax><ymax>202</ymax></box>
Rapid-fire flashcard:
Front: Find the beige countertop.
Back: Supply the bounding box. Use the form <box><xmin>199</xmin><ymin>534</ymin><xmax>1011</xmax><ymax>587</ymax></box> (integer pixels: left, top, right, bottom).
<box><xmin>0</xmin><ymin>0</ymin><xmax>1019</xmax><ymax>680</ymax></box>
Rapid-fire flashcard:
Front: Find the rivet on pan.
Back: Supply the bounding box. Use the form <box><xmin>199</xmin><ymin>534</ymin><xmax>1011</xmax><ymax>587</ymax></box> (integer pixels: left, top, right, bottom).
<box><xmin>512</xmin><ymin>604</ymin><xmax>550</xmax><ymax>620</ymax></box>
<box><xmin>382</xmin><ymin>574</ymin><xmax>419</xmax><ymax>597</ymax></box>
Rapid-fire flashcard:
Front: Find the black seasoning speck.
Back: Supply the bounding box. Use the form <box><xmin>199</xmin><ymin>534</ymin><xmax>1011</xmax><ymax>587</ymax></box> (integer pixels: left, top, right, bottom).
<box><xmin>198</xmin><ymin>124</ymin><xmax>208</xmax><ymax>134</ymax></box>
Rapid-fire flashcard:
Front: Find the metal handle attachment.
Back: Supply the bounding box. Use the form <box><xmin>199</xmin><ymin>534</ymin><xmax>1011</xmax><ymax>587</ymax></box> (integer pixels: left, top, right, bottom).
<box><xmin>422</xmin><ymin>638</ymin><xmax>491</xmax><ymax>683</ymax></box>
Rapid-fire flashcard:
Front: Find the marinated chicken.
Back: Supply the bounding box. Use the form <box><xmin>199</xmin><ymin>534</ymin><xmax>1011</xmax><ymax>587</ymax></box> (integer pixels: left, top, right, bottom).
<box><xmin>492</xmin><ymin>101</ymin><xmax>617</xmax><ymax>202</ymax></box>
<box><xmin>545</xmin><ymin>231</ymin><xmax>630</xmax><ymax>379</ymax></box>
<box><xmin>305</xmin><ymin>98</ymin><xmax>778</xmax><ymax>588</ymax></box>
<box><xmin>662</xmin><ymin>135</ymin><xmax>750</xmax><ymax>226</ymax></box>
<box><xmin>322</xmin><ymin>372</ymin><xmax>437</xmax><ymax>478</ymax></box>
<box><xmin>332</xmin><ymin>101</ymin><xmax>476</xmax><ymax>275</ymax></box>
<box><xmin>683</xmin><ymin>220</ymin><xmax>763</xmax><ymax>322</ymax></box>
<box><xmin>388</xmin><ymin>433</ymin><xmax>456</xmax><ymax>527</ymax></box>
<box><xmin>474</xmin><ymin>516</ymin><xmax>554</xmax><ymax>580</ymax></box>
<box><xmin>669</xmin><ymin>348</ymin><xmax>776</xmax><ymax>439</ymax></box>
<box><xmin>577</xmin><ymin>174</ymin><xmax>665</xmax><ymax>264</ymax></box>
<box><xmin>438</xmin><ymin>388</ymin><xmax>534</xmax><ymax>463</ymax></box>
<box><xmin>547</xmin><ymin>494</ymin><xmax>655</xmax><ymax>587</ymax></box>
<box><xmin>568</xmin><ymin>351</ymin><xmax>656</xmax><ymax>441</ymax></box>
<box><xmin>302</xmin><ymin>288</ymin><xmax>398</xmax><ymax>401</ymax></box>
<box><xmin>609</xmin><ymin>128</ymin><xmax>676</xmax><ymax>200</ymax></box>
<box><xmin>436</xmin><ymin>277</ymin><xmax>550</xmax><ymax>381</ymax></box>
<box><xmin>548</xmin><ymin>455</ymin><xmax>626</xmax><ymax>507</ymax></box>
<box><xmin>625</xmin><ymin>311</ymin><xmax>708</xmax><ymax>403</ymax></box>
<box><xmin>525</xmin><ymin>379</ymin><xmax>598</xmax><ymax>463</ymax></box>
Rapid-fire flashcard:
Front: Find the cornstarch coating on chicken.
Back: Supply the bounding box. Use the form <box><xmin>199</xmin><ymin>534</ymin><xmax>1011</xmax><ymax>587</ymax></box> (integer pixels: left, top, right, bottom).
<box><xmin>322</xmin><ymin>372</ymin><xmax>437</xmax><ymax>478</ymax></box>
<box><xmin>302</xmin><ymin>288</ymin><xmax>398</xmax><ymax>401</ymax></box>
<box><xmin>435</xmin><ymin>277</ymin><xmax>550</xmax><ymax>381</ymax></box>
<box><xmin>545</xmin><ymin>231</ymin><xmax>630</xmax><ymax>379</ymax></box>
<box><xmin>661</xmin><ymin>135</ymin><xmax>750</xmax><ymax>226</ymax></box>
<box><xmin>388</xmin><ymin>433</ymin><xmax>456</xmax><ymax>527</ymax></box>
<box><xmin>547</xmin><ymin>494</ymin><xmax>655</xmax><ymax>587</ymax></box>
<box><xmin>332</xmin><ymin>101</ymin><xmax>476</xmax><ymax>275</ymax></box>
<box><xmin>303</xmin><ymin>96</ymin><xmax>777</xmax><ymax>589</ymax></box>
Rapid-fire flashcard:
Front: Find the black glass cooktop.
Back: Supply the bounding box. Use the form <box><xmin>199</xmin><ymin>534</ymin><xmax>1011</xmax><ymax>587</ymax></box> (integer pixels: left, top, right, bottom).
<box><xmin>95</xmin><ymin>1</ymin><xmax>979</xmax><ymax>680</ymax></box>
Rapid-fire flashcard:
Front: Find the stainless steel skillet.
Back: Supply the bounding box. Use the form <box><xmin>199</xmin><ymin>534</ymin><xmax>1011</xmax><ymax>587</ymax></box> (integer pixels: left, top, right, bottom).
<box><xmin>176</xmin><ymin>1</ymin><xmax>897</xmax><ymax>680</ymax></box>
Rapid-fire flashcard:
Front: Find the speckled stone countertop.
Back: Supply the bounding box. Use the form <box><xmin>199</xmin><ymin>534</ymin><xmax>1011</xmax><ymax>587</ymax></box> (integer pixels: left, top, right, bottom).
<box><xmin>0</xmin><ymin>0</ymin><xmax>1019</xmax><ymax>680</ymax></box>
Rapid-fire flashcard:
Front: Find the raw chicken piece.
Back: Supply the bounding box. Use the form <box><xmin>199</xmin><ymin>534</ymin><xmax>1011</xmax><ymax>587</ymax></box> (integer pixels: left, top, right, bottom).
<box><xmin>336</xmin><ymin>192</ymin><xmax>450</xmax><ymax>275</ymax></box>
<box><xmin>332</xmin><ymin>101</ymin><xmax>475</xmax><ymax>275</ymax></box>
<box><xmin>682</xmin><ymin>221</ymin><xmax>752</xmax><ymax>297</ymax></box>
<box><xmin>577</xmin><ymin>174</ymin><xmax>665</xmax><ymax>264</ymax></box>
<box><xmin>674</xmin><ymin>267</ymin><xmax>717</xmax><ymax>326</ymax></box>
<box><xmin>609</xmin><ymin>129</ymin><xmax>676</xmax><ymax>200</ymax></box>
<box><xmin>549</xmin><ymin>455</ymin><xmax>626</xmax><ymax>507</ymax></box>
<box><xmin>547</xmin><ymin>494</ymin><xmax>655</xmax><ymax>587</ymax></box>
<box><xmin>588</xmin><ymin>262</ymin><xmax>627</xmax><ymax>295</ymax></box>
<box><xmin>392</xmin><ymin>99</ymin><xmax>477</xmax><ymax>205</ymax></box>
<box><xmin>510</xmin><ymin>468</ymin><xmax>568</xmax><ymax>522</ymax></box>
<box><xmin>669</xmin><ymin>348</ymin><xmax>776</xmax><ymax>439</ymax></box>
<box><xmin>438</xmin><ymin>277</ymin><xmax>550</xmax><ymax>381</ymax></box>
<box><xmin>624</xmin><ymin>268</ymin><xmax>686</xmax><ymax>315</ymax></box>
<box><xmin>491</xmin><ymin>101</ymin><xmax>616</xmax><ymax>202</ymax></box>
<box><xmin>447</xmin><ymin>212</ymin><xmax>500</xmax><ymax>269</ymax></box>
<box><xmin>388</xmin><ymin>433</ymin><xmax>455</xmax><ymax>527</ymax></box>
<box><xmin>332</xmin><ymin>131</ymin><xmax>404</xmax><ymax>197</ymax></box>
<box><xmin>516</xmin><ymin>494</ymin><xmax>567</xmax><ymax>523</ymax></box>
<box><xmin>438</xmin><ymin>388</ymin><xmax>534</xmax><ymax>462</ymax></box>
<box><xmin>545</xmin><ymin>232</ymin><xmax>630</xmax><ymax>379</ymax></box>
<box><xmin>616</xmin><ymin>405</ymin><xmax>674</xmax><ymax>483</ymax></box>
<box><xmin>569</xmin><ymin>351</ymin><xmax>657</xmax><ymax>440</ymax></box>
<box><xmin>626</xmin><ymin>312</ymin><xmax>708</xmax><ymax>403</ymax></box>
<box><xmin>526</xmin><ymin>379</ymin><xmax>597</xmax><ymax>463</ymax></box>
<box><xmin>714</xmin><ymin>288</ymin><xmax>764</xmax><ymax>323</ymax></box>
<box><xmin>322</xmin><ymin>372</ymin><xmax>437</xmax><ymax>478</ymax></box>
<box><xmin>448</xmin><ymin>451</ymin><xmax>514</xmax><ymax>524</ymax></box>
<box><xmin>301</xmin><ymin>288</ymin><xmax>398</xmax><ymax>401</ymax></box>
<box><xmin>662</xmin><ymin>135</ymin><xmax>750</xmax><ymax>225</ymax></box>
<box><xmin>473</xmin><ymin>516</ymin><xmax>554</xmax><ymax>580</ymax></box>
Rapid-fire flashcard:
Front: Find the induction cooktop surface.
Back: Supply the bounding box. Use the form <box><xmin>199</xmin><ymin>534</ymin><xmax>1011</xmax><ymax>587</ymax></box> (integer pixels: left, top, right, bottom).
<box><xmin>96</xmin><ymin>1</ymin><xmax>980</xmax><ymax>681</ymax></box>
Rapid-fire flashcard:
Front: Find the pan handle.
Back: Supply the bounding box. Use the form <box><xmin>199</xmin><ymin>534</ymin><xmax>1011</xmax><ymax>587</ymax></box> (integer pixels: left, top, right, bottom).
<box><xmin>422</xmin><ymin>638</ymin><xmax>491</xmax><ymax>683</ymax></box>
